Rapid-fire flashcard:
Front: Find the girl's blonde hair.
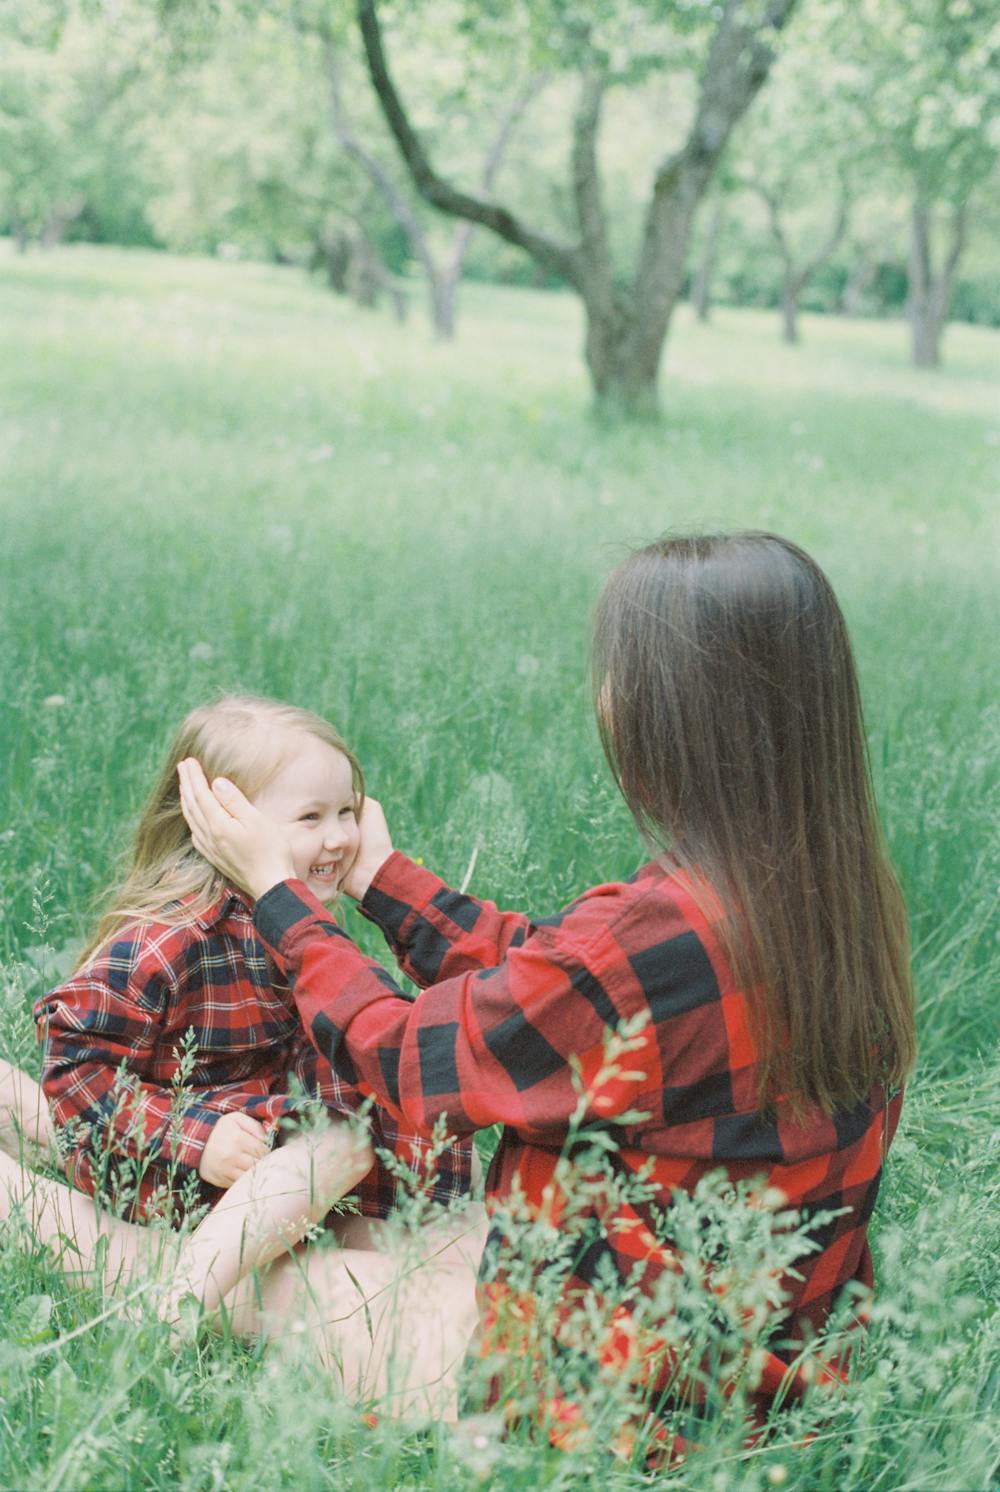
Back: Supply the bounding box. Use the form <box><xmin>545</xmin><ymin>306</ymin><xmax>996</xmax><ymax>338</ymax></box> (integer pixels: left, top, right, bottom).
<box><xmin>76</xmin><ymin>694</ymin><xmax>363</xmax><ymax>969</ymax></box>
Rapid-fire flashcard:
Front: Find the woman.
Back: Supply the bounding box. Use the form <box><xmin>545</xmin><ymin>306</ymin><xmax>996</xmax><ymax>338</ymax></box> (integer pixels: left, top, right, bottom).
<box><xmin>178</xmin><ymin>532</ymin><xmax>916</xmax><ymax>1448</ymax></box>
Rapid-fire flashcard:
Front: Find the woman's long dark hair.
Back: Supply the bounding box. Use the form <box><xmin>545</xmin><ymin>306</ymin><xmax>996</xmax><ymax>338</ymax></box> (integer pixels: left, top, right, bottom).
<box><xmin>593</xmin><ymin>533</ymin><xmax>915</xmax><ymax>1115</ymax></box>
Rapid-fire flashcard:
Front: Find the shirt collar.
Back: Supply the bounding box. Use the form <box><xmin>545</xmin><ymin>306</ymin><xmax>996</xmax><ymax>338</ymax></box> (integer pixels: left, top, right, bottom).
<box><xmin>183</xmin><ymin>885</ymin><xmax>256</xmax><ymax>930</ymax></box>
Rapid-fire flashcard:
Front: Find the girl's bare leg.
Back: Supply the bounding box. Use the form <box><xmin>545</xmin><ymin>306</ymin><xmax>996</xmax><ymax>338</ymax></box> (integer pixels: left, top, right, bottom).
<box><xmin>0</xmin><ymin>1148</ymin><xmax>148</xmax><ymax>1292</ymax></box>
<box><xmin>223</xmin><ymin>1205</ymin><xmax>488</xmax><ymax>1423</ymax></box>
<box><xmin>1</xmin><ymin>1142</ymin><xmax>486</xmax><ymax>1423</ymax></box>
<box><xmin>161</xmin><ymin>1122</ymin><xmax>374</xmax><ymax>1325</ymax></box>
<box><xmin>0</xmin><ymin>1060</ymin><xmax>55</xmax><ymax>1164</ymax></box>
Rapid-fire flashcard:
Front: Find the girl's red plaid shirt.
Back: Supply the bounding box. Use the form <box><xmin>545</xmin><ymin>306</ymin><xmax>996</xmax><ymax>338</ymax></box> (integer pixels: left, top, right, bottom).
<box><xmin>252</xmin><ymin>850</ymin><xmax>902</xmax><ymax>1415</ymax></box>
<box><xmin>34</xmin><ymin>887</ymin><xmax>472</xmax><ymax>1223</ymax></box>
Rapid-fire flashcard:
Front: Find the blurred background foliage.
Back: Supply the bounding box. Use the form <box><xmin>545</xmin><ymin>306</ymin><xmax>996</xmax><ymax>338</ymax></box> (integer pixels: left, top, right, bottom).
<box><xmin>1</xmin><ymin>0</ymin><xmax>997</xmax><ymax>353</ymax></box>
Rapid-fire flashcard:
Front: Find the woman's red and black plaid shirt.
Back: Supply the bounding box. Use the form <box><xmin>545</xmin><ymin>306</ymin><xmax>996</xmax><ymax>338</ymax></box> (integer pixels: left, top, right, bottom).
<box><xmin>253</xmin><ymin>851</ymin><xmax>902</xmax><ymax>1411</ymax></box>
<box><xmin>34</xmin><ymin>888</ymin><xmax>472</xmax><ymax>1223</ymax></box>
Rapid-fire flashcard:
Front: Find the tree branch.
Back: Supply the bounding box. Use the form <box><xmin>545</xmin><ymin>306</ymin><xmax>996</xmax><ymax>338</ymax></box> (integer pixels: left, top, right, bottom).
<box><xmin>571</xmin><ymin>66</ymin><xmax>615</xmax><ymax>309</ymax></box>
<box><xmin>444</xmin><ymin>72</ymin><xmax>549</xmax><ymax>282</ymax></box>
<box><xmin>324</xmin><ymin>39</ymin><xmax>436</xmax><ymax>281</ymax></box>
<box><xmin>798</xmin><ymin>175</ymin><xmax>849</xmax><ymax>289</ymax></box>
<box><xmin>356</xmin><ymin>0</ymin><xmax>584</xmax><ymax>290</ymax></box>
<box><xmin>632</xmin><ymin>0</ymin><xmax>800</xmax><ymax>331</ymax></box>
<box><xmin>757</xmin><ymin>181</ymin><xmax>793</xmax><ymax>273</ymax></box>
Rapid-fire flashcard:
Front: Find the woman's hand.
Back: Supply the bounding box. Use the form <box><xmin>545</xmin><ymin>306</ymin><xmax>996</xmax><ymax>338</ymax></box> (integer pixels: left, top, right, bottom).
<box><xmin>177</xmin><ymin>758</ymin><xmax>296</xmax><ymax>901</ymax></box>
<box><xmin>340</xmin><ymin>797</ymin><xmax>394</xmax><ymax>902</ymax></box>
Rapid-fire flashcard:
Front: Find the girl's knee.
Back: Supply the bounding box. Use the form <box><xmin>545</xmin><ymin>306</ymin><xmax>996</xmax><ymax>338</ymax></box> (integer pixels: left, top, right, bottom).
<box><xmin>318</xmin><ymin>1127</ymin><xmax>374</xmax><ymax>1199</ymax></box>
<box><xmin>292</xmin><ymin>1124</ymin><xmax>374</xmax><ymax>1214</ymax></box>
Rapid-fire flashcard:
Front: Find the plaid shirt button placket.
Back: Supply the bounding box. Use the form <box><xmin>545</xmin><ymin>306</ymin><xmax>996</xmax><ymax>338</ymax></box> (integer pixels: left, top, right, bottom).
<box><xmin>254</xmin><ymin>851</ymin><xmax>899</xmax><ymax>1411</ymax></box>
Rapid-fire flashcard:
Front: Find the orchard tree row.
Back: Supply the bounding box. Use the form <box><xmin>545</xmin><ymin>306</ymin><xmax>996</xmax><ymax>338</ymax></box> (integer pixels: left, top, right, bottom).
<box><xmin>3</xmin><ymin>0</ymin><xmax>997</xmax><ymax>411</ymax></box>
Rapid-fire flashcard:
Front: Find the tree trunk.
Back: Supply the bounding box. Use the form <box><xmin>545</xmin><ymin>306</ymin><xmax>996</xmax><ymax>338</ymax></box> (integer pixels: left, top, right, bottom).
<box><xmin>759</xmin><ymin>178</ymin><xmax>848</xmax><ymax>347</ymax></box>
<box><xmin>692</xmin><ymin>197</ymin><xmax>724</xmax><ymax>322</ymax></box>
<box><xmin>40</xmin><ymin>195</ymin><xmax>86</xmax><ymax>248</ymax></box>
<box><xmin>583</xmin><ymin>299</ymin><xmax>659</xmax><ymax>417</ymax></box>
<box><xmin>781</xmin><ymin>279</ymin><xmax>799</xmax><ymax>344</ymax></box>
<box><xmin>910</xmin><ymin>299</ymin><xmax>942</xmax><ymax>368</ymax></box>
<box><xmin>908</xmin><ymin>202</ymin><xmax>937</xmax><ymax>367</ymax></box>
<box><xmin>909</xmin><ymin>203</ymin><xmax>940</xmax><ymax>367</ymax></box>
<box><xmin>315</xmin><ymin>225</ymin><xmax>351</xmax><ymax>293</ymax></box>
<box><xmin>347</xmin><ymin>235</ymin><xmax>380</xmax><ymax>308</ymax></box>
<box><xmin>430</xmin><ymin>263</ymin><xmax>458</xmax><ymax>339</ymax></box>
<box><xmin>840</xmin><ymin>252</ymin><xmax>875</xmax><ymax>317</ymax></box>
<box><xmin>908</xmin><ymin>199</ymin><xmax>967</xmax><ymax>370</ymax></box>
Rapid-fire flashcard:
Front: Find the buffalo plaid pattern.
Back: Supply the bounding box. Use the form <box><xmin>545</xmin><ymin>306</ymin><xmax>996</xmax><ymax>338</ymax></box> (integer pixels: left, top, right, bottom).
<box><xmin>34</xmin><ymin>888</ymin><xmax>472</xmax><ymax>1223</ymax></box>
<box><xmin>254</xmin><ymin>851</ymin><xmax>901</xmax><ymax>1414</ymax></box>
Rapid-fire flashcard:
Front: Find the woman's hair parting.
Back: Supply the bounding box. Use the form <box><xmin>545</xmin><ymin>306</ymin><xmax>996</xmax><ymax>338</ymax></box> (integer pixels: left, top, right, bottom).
<box><xmin>593</xmin><ymin>532</ymin><xmax>915</xmax><ymax>1115</ymax></box>
<box><xmin>76</xmin><ymin>695</ymin><xmax>363</xmax><ymax>967</ymax></box>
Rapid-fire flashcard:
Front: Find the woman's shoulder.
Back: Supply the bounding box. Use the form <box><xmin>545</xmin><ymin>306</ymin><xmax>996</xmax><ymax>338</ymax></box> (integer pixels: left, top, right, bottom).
<box><xmin>559</xmin><ymin>860</ymin><xmax>722</xmax><ymax>946</ymax></box>
<box><xmin>574</xmin><ymin>858</ymin><xmax>721</xmax><ymax>912</ymax></box>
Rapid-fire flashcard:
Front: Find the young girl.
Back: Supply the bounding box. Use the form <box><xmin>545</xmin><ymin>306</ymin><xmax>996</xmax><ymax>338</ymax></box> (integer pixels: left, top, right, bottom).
<box><xmin>32</xmin><ymin>695</ymin><xmax>473</xmax><ymax>1244</ymax></box>
<box><xmin>0</xmin><ymin>1075</ymin><xmax>486</xmax><ymax>1418</ymax></box>
<box><xmin>179</xmin><ymin>534</ymin><xmax>916</xmax><ymax>1450</ymax></box>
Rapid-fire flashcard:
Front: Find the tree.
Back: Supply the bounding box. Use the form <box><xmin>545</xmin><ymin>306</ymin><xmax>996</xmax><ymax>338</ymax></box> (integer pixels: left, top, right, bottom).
<box><xmin>728</xmin><ymin>15</ymin><xmax>860</xmax><ymax>345</ymax></box>
<box><xmin>0</xmin><ymin>11</ymin><xmax>156</xmax><ymax>249</ymax></box>
<box><xmin>840</xmin><ymin>0</ymin><xmax>1000</xmax><ymax>367</ymax></box>
<box><xmin>142</xmin><ymin>12</ymin><xmax>405</xmax><ymax>306</ymax></box>
<box><xmin>353</xmin><ymin>0</ymin><xmax>800</xmax><ymax>415</ymax></box>
<box><xmin>323</xmin><ymin>36</ymin><xmax>543</xmax><ymax>338</ymax></box>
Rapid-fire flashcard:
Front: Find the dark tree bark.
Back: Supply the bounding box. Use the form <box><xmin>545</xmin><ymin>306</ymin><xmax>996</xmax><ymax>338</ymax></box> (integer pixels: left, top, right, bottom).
<box><xmin>692</xmin><ymin>195</ymin><xmax>724</xmax><ymax>322</ymax></box>
<box><xmin>357</xmin><ymin>0</ymin><xmax>799</xmax><ymax>415</ymax></box>
<box><xmin>326</xmin><ymin>41</ymin><xmax>540</xmax><ymax>339</ymax></box>
<box><xmin>908</xmin><ymin>199</ymin><xmax>967</xmax><ymax>369</ymax></box>
<box><xmin>758</xmin><ymin>179</ymin><xmax>849</xmax><ymax>344</ymax></box>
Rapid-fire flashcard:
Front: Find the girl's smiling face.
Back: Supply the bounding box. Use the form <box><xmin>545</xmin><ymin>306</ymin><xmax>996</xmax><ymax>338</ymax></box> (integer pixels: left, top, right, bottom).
<box><xmin>250</xmin><ymin>733</ymin><xmax>361</xmax><ymax>903</ymax></box>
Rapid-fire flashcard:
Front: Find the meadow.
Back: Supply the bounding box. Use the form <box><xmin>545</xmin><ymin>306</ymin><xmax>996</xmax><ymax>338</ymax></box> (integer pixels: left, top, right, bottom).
<box><xmin>0</xmin><ymin>241</ymin><xmax>998</xmax><ymax>1490</ymax></box>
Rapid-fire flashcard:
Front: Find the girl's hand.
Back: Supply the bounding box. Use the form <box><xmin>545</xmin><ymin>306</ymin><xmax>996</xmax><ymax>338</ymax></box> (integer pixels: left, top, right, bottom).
<box><xmin>177</xmin><ymin>758</ymin><xmax>296</xmax><ymax>901</ymax></box>
<box><xmin>198</xmin><ymin>1111</ymin><xmax>268</xmax><ymax>1188</ymax></box>
<box><xmin>340</xmin><ymin>797</ymin><xmax>394</xmax><ymax>902</ymax></box>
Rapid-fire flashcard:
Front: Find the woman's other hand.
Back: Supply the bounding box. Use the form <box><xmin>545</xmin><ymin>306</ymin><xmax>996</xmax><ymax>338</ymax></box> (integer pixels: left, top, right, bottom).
<box><xmin>340</xmin><ymin>797</ymin><xmax>394</xmax><ymax>902</ymax></box>
<box><xmin>177</xmin><ymin>758</ymin><xmax>296</xmax><ymax>901</ymax></box>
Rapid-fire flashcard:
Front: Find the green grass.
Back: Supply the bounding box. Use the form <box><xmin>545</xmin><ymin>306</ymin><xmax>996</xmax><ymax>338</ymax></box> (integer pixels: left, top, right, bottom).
<box><xmin>1</xmin><ymin>241</ymin><xmax>998</xmax><ymax>1490</ymax></box>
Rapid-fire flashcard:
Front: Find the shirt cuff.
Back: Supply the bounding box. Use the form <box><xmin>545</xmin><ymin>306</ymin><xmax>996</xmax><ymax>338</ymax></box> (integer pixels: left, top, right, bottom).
<box><xmin>254</xmin><ymin>878</ymin><xmax>335</xmax><ymax>952</ymax></box>
<box><xmin>360</xmin><ymin>851</ymin><xmax>451</xmax><ymax>942</ymax></box>
<box><xmin>170</xmin><ymin>1103</ymin><xmax>228</xmax><ymax>1173</ymax></box>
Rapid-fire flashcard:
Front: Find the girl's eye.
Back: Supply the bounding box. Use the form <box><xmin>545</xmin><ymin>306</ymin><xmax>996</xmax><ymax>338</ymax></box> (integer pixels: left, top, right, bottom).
<box><xmin>339</xmin><ymin>806</ymin><xmax>356</xmax><ymax>819</ymax></box>
<box><xmin>300</xmin><ymin>813</ymin><xmax>320</xmax><ymax>823</ymax></box>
